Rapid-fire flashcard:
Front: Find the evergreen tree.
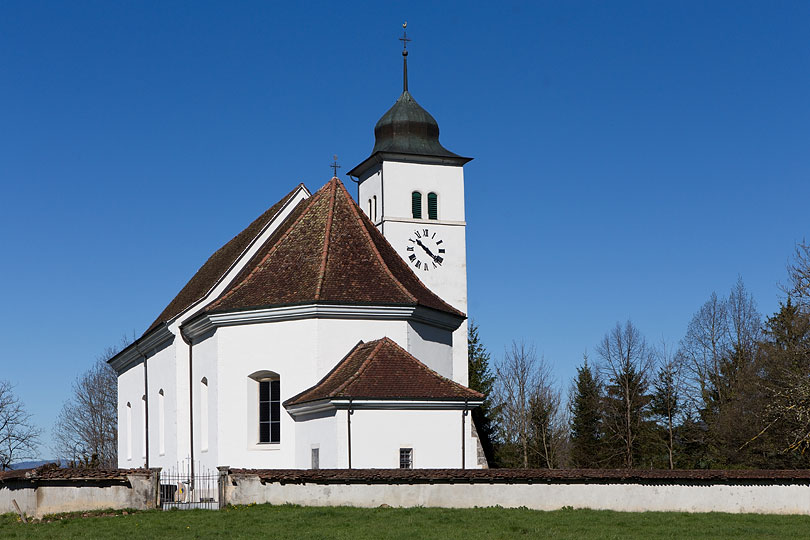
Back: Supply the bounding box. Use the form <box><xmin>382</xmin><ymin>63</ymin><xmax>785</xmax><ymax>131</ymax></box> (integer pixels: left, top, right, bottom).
<box><xmin>569</xmin><ymin>357</ymin><xmax>602</xmax><ymax>468</ymax></box>
<box><xmin>467</xmin><ymin>321</ymin><xmax>498</xmax><ymax>466</ymax></box>
<box><xmin>650</xmin><ymin>362</ymin><xmax>680</xmax><ymax>469</ymax></box>
<box><xmin>754</xmin><ymin>299</ymin><xmax>810</xmax><ymax>465</ymax></box>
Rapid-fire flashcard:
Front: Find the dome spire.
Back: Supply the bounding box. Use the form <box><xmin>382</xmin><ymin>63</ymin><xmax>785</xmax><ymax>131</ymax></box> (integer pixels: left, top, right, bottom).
<box><xmin>399</xmin><ymin>22</ymin><xmax>410</xmax><ymax>93</ymax></box>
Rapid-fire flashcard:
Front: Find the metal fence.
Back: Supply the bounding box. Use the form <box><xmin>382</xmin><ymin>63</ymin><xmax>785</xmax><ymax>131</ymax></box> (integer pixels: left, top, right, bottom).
<box><xmin>159</xmin><ymin>459</ymin><xmax>220</xmax><ymax>510</ymax></box>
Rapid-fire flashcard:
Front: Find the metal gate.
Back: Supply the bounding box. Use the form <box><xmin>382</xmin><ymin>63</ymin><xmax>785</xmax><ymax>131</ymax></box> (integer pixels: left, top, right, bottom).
<box><xmin>159</xmin><ymin>459</ymin><xmax>220</xmax><ymax>510</ymax></box>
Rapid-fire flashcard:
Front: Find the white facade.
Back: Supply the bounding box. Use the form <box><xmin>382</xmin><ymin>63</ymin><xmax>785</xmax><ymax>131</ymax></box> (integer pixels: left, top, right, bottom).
<box><xmin>113</xmin><ymin>82</ymin><xmax>480</xmax><ymax>472</ymax></box>
<box><xmin>357</xmin><ymin>160</ymin><xmax>470</xmax><ymax>386</ymax></box>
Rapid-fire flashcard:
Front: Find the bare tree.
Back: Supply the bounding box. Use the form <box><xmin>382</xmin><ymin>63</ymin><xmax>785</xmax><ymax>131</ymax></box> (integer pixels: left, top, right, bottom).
<box><xmin>784</xmin><ymin>241</ymin><xmax>810</xmax><ymax>310</ymax></box>
<box><xmin>727</xmin><ymin>277</ymin><xmax>762</xmax><ymax>356</ymax></box>
<box><xmin>0</xmin><ymin>381</ymin><xmax>41</xmax><ymax>470</ymax></box>
<box><xmin>494</xmin><ymin>340</ymin><xmax>562</xmax><ymax>468</ymax></box>
<box><xmin>52</xmin><ymin>346</ymin><xmax>120</xmax><ymax>468</ymax></box>
<box><xmin>597</xmin><ymin>321</ymin><xmax>655</xmax><ymax>468</ymax></box>
<box><xmin>679</xmin><ymin>292</ymin><xmax>728</xmax><ymax>405</ymax></box>
<box><xmin>679</xmin><ymin>279</ymin><xmax>761</xmax><ymax>410</ymax></box>
<box><xmin>528</xmin><ymin>382</ymin><xmax>565</xmax><ymax>468</ymax></box>
<box><xmin>650</xmin><ymin>341</ymin><xmax>683</xmax><ymax>469</ymax></box>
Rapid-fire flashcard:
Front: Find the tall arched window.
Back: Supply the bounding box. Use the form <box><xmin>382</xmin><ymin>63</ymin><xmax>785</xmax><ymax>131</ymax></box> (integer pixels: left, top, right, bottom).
<box><xmin>250</xmin><ymin>371</ymin><xmax>281</xmax><ymax>444</ymax></box>
<box><xmin>126</xmin><ymin>402</ymin><xmax>132</xmax><ymax>461</ymax></box>
<box><xmin>411</xmin><ymin>191</ymin><xmax>422</xmax><ymax>219</ymax></box>
<box><xmin>373</xmin><ymin>195</ymin><xmax>377</xmax><ymax>221</ymax></box>
<box><xmin>141</xmin><ymin>395</ymin><xmax>147</xmax><ymax>460</ymax></box>
<box><xmin>158</xmin><ymin>389</ymin><xmax>165</xmax><ymax>456</ymax></box>
<box><xmin>200</xmin><ymin>378</ymin><xmax>209</xmax><ymax>452</ymax></box>
<box><xmin>427</xmin><ymin>192</ymin><xmax>438</xmax><ymax>220</ymax></box>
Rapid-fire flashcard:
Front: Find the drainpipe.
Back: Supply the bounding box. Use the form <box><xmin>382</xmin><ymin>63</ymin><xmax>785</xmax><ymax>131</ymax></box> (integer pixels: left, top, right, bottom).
<box><xmin>462</xmin><ymin>400</ymin><xmax>469</xmax><ymax>469</ymax></box>
<box><xmin>134</xmin><ymin>342</ymin><xmax>149</xmax><ymax>469</ymax></box>
<box><xmin>347</xmin><ymin>400</ymin><xmax>354</xmax><ymax>469</ymax></box>
<box><xmin>180</xmin><ymin>327</ymin><xmax>194</xmax><ymax>490</ymax></box>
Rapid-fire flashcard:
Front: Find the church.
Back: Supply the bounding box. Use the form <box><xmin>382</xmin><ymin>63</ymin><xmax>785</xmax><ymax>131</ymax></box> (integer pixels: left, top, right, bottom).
<box><xmin>109</xmin><ymin>36</ymin><xmax>485</xmax><ymax>471</ymax></box>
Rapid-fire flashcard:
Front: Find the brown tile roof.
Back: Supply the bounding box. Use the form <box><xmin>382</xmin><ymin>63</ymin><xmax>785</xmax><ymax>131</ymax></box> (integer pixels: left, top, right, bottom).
<box><xmin>284</xmin><ymin>337</ymin><xmax>483</xmax><ymax>406</ymax></box>
<box><xmin>229</xmin><ymin>468</ymin><xmax>810</xmax><ymax>485</ymax></box>
<box><xmin>145</xmin><ymin>184</ymin><xmax>304</xmax><ymax>333</ymax></box>
<box><xmin>0</xmin><ymin>465</ymin><xmax>149</xmax><ymax>484</ymax></box>
<box><xmin>203</xmin><ymin>178</ymin><xmax>464</xmax><ymax>318</ymax></box>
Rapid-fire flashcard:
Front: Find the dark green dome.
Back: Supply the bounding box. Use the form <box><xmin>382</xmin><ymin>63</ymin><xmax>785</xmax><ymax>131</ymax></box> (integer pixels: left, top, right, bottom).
<box><xmin>371</xmin><ymin>91</ymin><xmax>461</xmax><ymax>158</ymax></box>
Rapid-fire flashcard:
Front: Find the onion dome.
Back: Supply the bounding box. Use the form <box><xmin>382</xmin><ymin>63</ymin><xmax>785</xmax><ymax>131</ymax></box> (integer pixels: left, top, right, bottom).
<box><xmin>349</xmin><ymin>25</ymin><xmax>471</xmax><ymax>177</ymax></box>
<box><xmin>371</xmin><ymin>90</ymin><xmax>461</xmax><ymax>158</ymax></box>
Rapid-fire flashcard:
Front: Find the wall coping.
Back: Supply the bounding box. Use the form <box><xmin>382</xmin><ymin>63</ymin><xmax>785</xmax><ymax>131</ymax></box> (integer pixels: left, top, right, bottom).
<box><xmin>228</xmin><ymin>468</ymin><xmax>810</xmax><ymax>486</ymax></box>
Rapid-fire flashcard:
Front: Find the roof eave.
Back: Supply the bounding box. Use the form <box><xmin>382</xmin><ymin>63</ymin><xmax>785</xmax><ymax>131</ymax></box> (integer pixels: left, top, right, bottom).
<box><xmin>107</xmin><ymin>323</ymin><xmax>175</xmax><ymax>375</ymax></box>
<box><xmin>285</xmin><ymin>397</ymin><xmax>484</xmax><ymax>418</ymax></box>
<box><xmin>181</xmin><ymin>302</ymin><xmax>464</xmax><ymax>341</ymax></box>
<box><xmin>348</xmin><ymin>151</ymin><xmax>473</xmax><ymax>178</ymax></box>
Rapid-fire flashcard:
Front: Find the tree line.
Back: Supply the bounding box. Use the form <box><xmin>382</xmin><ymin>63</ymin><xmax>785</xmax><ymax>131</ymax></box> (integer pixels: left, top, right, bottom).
<box><xmin>1</xmin><ymin>243</ymin><xmax>807</xmax><ymax>470</ymax></box>
<box><xmin>469</xmin><ymin>241</ymin><xmax>810</xmax><ymax>469</ymax></box>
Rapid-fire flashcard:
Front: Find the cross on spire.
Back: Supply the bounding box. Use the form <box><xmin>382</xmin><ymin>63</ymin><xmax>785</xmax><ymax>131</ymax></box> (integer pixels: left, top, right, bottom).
<box><xmin>399</xmin><ymin>22</ymin><xmax>411</xmax><ymax>51</ymax></box>
<box><xmin>330</xmin><ymin>155</ymin><xmax>341</xmax><ymax>177</ymax></box>
<box><xmin>399</xmin><ymin>22</ymin><xmax>410</xmax><ymax>92</ymax></box>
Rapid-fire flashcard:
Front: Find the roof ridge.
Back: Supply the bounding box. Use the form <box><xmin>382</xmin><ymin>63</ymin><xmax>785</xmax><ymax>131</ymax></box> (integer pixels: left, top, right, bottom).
<box><xmin>314</xmin><ymin>179</ymin><xmax>337</xmax><ymax>300</ymax></box>
<box><xmin>145</xmin><ymin>184</ymin><xmax>304</xmax><ymax>333</ymax></box>
<box><xmin>383</xmin><ymin>337</ymin><xmax>479</xmax><ymax>394</ymax></box>
<box><xmin>198</xmin><ymin>185</ymin><xmax>306</xmax><ymax>313</ymax></box>
<box><xmin>332</xmin><ymin>339</ymin><xmax>386</xmax><ymax>397</ymax></box>
<box><xmin>336</xmin><ymin>180</ymin><xmax>418</xmax><ymax>304</ymax></box>
<box><xmin>209</xmin><ymin>187</ymin><xmax>324</xmax><ymax>310</ymax></box>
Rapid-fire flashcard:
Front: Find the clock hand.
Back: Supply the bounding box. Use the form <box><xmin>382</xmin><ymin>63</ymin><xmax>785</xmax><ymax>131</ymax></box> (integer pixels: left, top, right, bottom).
<box><xmin>415</xmin><ymin>239</ymin><xmax>436</xmax><ymax>258</ymax></box>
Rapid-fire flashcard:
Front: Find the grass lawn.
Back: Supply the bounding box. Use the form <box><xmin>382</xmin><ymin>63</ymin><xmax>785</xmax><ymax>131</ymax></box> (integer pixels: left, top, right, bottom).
<box><xmin>2</xmin><ymin>504</ymin><xmax>810</xmax><ymax>539</ymax></box>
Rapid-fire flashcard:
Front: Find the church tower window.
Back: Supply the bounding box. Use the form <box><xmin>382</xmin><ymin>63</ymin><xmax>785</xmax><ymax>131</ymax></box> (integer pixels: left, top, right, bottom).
<box><xmin>411</xmin><ymin>191</ymin><xmax>422</xmax><ymax>219</ymax></box>
<box><xmin>259</xmin><ymin>378</ymin><xmax>280</xmax><ymax>444</ymax></box>
<box><xmin>427</xmin><ymin>192</ymin><xmax>438</xmax><ymax>220</ymax></box>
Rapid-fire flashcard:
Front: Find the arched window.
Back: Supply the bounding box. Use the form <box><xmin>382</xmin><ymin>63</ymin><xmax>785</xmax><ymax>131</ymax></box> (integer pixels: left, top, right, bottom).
<box><xmin>126</xmin><ymin>402</ymin><xmax>132</xmax><ymax>461</ymax></box>
<box><xmin>373</xmin><ymin>195</ymin><xmax>377</xmax><ymax>221</ymax></box>
<box><xmin>411</xmin><ymin>191</ymin><xmax>422</xmax><ymax>219</ymax></box>
<box><xmin>200</xmin><ymin>378</ymin><xmax>209</xmax><ymax>452</ymax></box>
<box><xmin>427</xmin><ymin>192</ymin><xmax>438</xmax><ymax>220</ymax></box>
<box><xmin>158</xmin><ymin>389</ymin><xmax>165</xmax><ymax>456</ymax></box>
<box><xmin>141</xmin><ymin>395</ymin><xmax>147</xmax><ymax>459</ymax></box>
<box><xmin>250</xmin><ymin>371</ymin><xmax>281</xmax><ymax>444</ymax></box>
<box><xmin>368</xmin><ymin>199</ymin><xmax>372</xmax><ymax>218</ymax></box>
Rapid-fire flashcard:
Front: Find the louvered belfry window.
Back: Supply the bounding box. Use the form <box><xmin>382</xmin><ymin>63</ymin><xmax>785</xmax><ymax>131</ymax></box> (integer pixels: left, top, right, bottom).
<box><xmin>427</xmin><ymin>192</ymin><xmax>438</xmax><ymax>220</ymax></box>
<box><xmin>411</xmin><ymin>191</ymin><xmax>422</xmax><ymax>219</ymax></box>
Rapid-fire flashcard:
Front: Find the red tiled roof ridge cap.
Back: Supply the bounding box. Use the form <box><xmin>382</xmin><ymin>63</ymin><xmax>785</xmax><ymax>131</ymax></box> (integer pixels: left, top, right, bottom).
<box><xmin>314</xmin><ymin>180</ymin><xmax>338</xmax><ymax>300</ymax></box>
<box><xmin>376</xmin><ymin>337</ymin><xmax>483</xmax><ymax>399</ymax></box>
<box><xmin>335</xmin><ymin>179</ymin><xmax>418</xmax><ymax>304</ymax></box>
<box><xmin>146</xmin><ymin>184</ymin><xmax>306</xmax><ymax>332</ymax></box>
<box><xmin>206</xmin><ymin>185</ymin><xmax>324</xmax><ymax>311</ymax></box>
<box><xmin>330</xmin><ymin>338</ymin><xmax>388</xmax><ymax>398</ymax></box>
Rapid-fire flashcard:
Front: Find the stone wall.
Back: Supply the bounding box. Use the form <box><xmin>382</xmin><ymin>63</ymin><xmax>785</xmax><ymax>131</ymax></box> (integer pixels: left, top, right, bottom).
<box><xmin>0</xmin><ymin>467</ymin><xmax>159</xmax><ymax>518</ymax></box>
<box><xmin>224</xmin><ymin>468</ymin><xmax>810</xmax><ymax>515</ymax></box>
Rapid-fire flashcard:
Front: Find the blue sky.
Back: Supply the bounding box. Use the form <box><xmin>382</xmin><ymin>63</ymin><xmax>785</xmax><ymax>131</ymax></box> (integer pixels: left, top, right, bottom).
<box><xmin>1</xmin><ymin>1</ymin><xmax>808</xmax><ymax>458</ymax></box>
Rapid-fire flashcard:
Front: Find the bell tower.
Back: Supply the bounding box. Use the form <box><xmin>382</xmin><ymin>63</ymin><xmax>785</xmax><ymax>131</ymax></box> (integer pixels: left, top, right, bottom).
<box><xmin>348</xmin><ymin>24</ymin><xmax>472</xmax><ymax>385</ymax></box>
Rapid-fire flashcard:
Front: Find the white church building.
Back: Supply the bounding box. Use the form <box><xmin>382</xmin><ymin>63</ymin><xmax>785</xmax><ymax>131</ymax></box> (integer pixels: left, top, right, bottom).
<box><xmin>110</xmin><ymin>42</ymin><xmax>484</xmax><ymax>471</ymax></box>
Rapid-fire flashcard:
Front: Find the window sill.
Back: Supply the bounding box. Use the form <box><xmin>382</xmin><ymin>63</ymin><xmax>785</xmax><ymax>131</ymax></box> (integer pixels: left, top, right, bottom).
<box><xmin>249</xmin><ymin>443</ymin><xmax>282</xmax><ymax>451</ymax></box>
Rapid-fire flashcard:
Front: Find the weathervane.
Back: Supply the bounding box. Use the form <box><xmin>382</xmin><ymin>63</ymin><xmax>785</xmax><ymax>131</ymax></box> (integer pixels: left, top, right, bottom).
<box><xmin>399</xmin><ymin>22</ymin><xmax>410</xmax><ymax>92</ymax></box>
<box><xmin>330</xmin><ymin>155</ymin><xmax>341</xmax><ymax>177</ymax></box>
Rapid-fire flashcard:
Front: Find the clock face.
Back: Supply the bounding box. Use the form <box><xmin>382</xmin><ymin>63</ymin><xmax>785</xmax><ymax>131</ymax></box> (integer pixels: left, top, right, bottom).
<box><xmin>405</xmin><ymin>228</ymin><xmax>446</xmax><ymax>272</ymax></box>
